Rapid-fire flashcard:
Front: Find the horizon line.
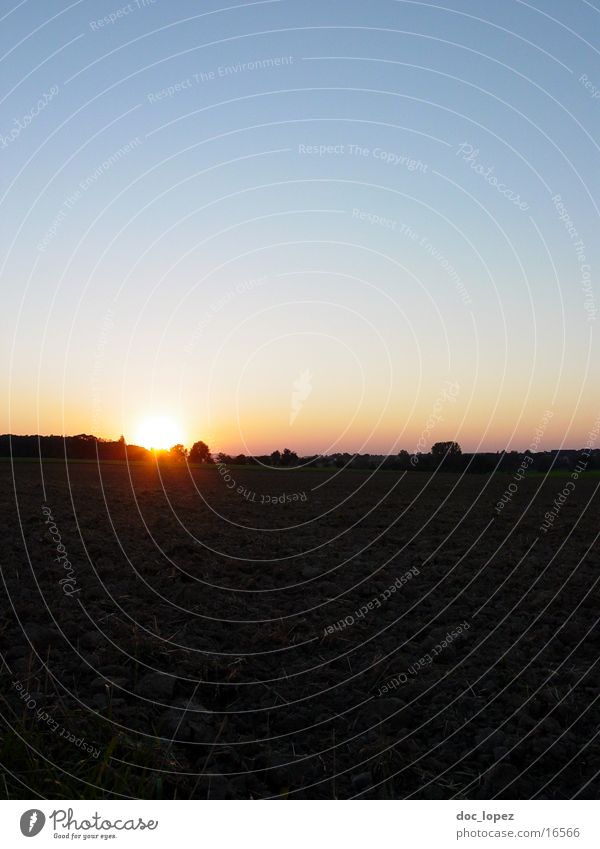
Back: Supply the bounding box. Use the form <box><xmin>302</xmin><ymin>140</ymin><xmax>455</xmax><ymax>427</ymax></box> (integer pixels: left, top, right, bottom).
<box><xmin>1</xmin><ymin>432</ymin><xmax>597</xmax><ymax>456</ymax></box>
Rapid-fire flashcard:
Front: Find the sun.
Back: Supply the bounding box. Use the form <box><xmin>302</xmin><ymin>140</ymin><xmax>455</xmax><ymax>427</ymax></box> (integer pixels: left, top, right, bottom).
<box><xmin>133</xmin><ymin>416</ymin><xmax>184</xmax><ymax>451</ymax></box>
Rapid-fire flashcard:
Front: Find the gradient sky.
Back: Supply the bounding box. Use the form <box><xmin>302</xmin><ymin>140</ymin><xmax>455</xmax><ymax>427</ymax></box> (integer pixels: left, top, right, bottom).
<box><xmin>1</xmin><ymin>0</ymin><xmax>599</xmax><ymax>454</ymax></box>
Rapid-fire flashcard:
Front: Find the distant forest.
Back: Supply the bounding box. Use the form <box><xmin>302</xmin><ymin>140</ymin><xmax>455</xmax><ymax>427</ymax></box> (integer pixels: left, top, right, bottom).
<box><xmin>1</xmin><ymin>434</ymin><xmax>598</xmax><ymax>474</ymax></box>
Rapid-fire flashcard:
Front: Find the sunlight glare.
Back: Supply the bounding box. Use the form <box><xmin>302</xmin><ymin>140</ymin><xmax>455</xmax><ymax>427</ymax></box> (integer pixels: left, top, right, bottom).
<box><xmin>133</xmin><ymin>416</ymin><xmax>183</xmax><ymax>451</ymax></box>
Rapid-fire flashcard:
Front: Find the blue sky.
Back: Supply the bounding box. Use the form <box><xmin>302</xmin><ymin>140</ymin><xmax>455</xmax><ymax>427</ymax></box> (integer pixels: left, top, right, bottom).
<box><xmin>1</xmin><ymin>0</ymin><xmax>599</xmax><ymax>453</ymax></box>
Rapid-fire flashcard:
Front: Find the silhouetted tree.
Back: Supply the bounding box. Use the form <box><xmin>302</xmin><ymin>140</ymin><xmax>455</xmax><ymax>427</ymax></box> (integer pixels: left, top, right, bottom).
<box><xmin>303</xmin><ymin>454</ymin><xmax>320</xmax><ymax>467</ymax></box>
<box><xmin>125</xmin><ymin>443</ymin><xmax>150</xmax><ymax>462</ymax></box>
<box><xmin>397</xmin><ymin>450</ymin><xmax>410</xmax><ymax>469</ymax></box>
<box><xmin>189</xmin><ymin>440</ymin><xmax>212</xmax><ymax>464</ymax></box>
<box><xmin>280</xmin><ymin>447</ymin><xmax>298</xmax><ymax>466</ymax></box>
<box><xmin>270</xmin><ymin>450</ymin><xmax>281</xmax><ymax>466</ymax></box>
<box><xmin>468</xmin><ymin>453</ymin><xmax>495</xmax><ymax>473</ymax></box>
<box><xmin>169</xmin><ymin>443</ymin><xmax>187</xmax><ymax>462</ymax></box>
<box><xmin>431</xmin><ymin>441</ymin><xmax>462</xmax><ymax>456</ymax></box>
<box><xmin>534</xmin><ymin>452</ymin><xmax>554</xmax><ymax>472</ymax></box>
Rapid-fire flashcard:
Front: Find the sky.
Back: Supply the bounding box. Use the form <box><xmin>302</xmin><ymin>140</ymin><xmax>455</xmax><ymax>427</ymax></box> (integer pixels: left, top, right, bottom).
<box><xmin>1</xmin><ymin>0</ymin><xmax>599</xmax><ymax>454</ymax></box>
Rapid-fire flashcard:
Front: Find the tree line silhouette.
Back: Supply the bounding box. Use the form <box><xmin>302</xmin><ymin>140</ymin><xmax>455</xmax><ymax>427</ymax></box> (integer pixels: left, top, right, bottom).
<box><xmin>1</xmin><ymin>434</ymin><xmax>597</xmax><ymax>474</ymax></box>
<box><xmin>0</xmin><ymin>434</ymin><xmax>214</xmax><ymax>464</ymax></box>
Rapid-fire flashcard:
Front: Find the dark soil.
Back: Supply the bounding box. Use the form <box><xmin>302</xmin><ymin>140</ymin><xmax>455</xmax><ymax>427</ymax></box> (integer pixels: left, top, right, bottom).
<box><xmin>1</xmin><ymin>460</ymin><xmax>599</xmax><ymax>799</ymax></box>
